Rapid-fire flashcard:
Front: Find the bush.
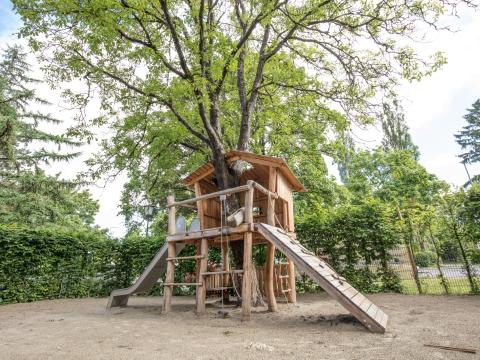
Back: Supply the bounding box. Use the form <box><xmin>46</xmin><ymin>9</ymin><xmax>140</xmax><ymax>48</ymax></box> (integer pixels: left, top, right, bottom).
<box><xmin>468</xmin><ymin>249</ymin><xmax>480</xmax><ymax>265</ymax></box>
<box><xmin>440</xmin><ymin>240</ymin><xmax>461</xmax><ymax>263</ymax></box>
<box><xmin>0</xmin><ymin>224</ymin><xmax>116</xmax><ymax>304</ymax></box>
<box><xmin>296</xmin><ymin>199</ymin><xmax>401</xmax><ymax>293</ymax></box>
<box><xmin>414</xmin><ymin>251</ymin><xmax>436</xmax><ymax>267</ymax></box>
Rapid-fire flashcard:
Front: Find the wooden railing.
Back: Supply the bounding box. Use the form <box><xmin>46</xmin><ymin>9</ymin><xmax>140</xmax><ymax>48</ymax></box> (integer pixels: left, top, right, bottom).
<box><xmin>167</xmin><ymin>180</ymin><xmax>278</xmax><ymax>209</ymax></box>
<box><xmin>166</xmin><ymin>180</ymin><xmax>279</xmax><ymax>240</ymax></box>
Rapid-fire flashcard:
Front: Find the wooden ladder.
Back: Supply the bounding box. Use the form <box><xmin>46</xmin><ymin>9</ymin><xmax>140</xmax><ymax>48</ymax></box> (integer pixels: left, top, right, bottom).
<box><xmin>163</xmin><ymin>253</ymin><xmax>206</xmax><ymax>310</ymax></box>
<box><xmin>277</xmin><ymin>262</ymin><xmax>292</xmax><ymax>299</ymax></box>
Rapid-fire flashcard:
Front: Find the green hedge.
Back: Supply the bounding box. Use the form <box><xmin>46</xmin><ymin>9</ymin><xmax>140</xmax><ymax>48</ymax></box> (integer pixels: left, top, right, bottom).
<box><xmin>0</xmin><ymin>225</ymin><xmax>171</xmax><ymax>304</ymax></box>
<box><xmin>296</xmin><ymin>199</ymin><xmax>402</xmax><ymax>293</ymax></box>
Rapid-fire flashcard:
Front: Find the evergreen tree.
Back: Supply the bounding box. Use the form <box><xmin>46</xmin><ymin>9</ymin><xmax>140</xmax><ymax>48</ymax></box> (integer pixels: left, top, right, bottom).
<box><xmin>0</xmin><ymin>46</ymin><xmax>98</xmax><ymax>226</ymax></box>
<box><xmin>0</xmin><ymin>45</ymin><xmax>80</xmax><ymax>171</ymax></box>
<box><xmin>455</xmin><ymin>99</ymin><xmax>480</xmax><ymax>165</ymax></box>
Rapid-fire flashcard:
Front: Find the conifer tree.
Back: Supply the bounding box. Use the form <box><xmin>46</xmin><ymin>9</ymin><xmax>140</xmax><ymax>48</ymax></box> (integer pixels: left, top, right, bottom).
<box><xmin>0</xmin><ymin>46</ymin><xmax>97</xmax><ymax>226</ymax></box>
<box><xmin>455</xmin><ymin>99</ymin><xmax>480</xmax><ymax>165</ymax></box>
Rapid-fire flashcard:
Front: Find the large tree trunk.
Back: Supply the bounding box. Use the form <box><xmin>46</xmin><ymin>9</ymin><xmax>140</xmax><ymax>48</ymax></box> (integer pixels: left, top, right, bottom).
<box><xmin>210</xmin><ymin>145</ymin><xmax>264</xmax><ymax>306</ymax></box>
<box><xmin>211</xmin><ymin>146</ymin><xmax>245</xmax><ymax>269</ymax></box>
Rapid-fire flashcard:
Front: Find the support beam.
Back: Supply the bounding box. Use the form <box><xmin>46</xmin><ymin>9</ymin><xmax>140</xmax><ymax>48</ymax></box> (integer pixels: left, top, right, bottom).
<box><xmin>196</xmin><ymin>237</ymin><xmax>208</xmax><ymax>314</ymax></box>
<box><xmin>222</xmin><ymin>243</ymin><xmax>230</xmax><ymax>302</ymax></box>
<box><xmin>266</xmin><ymin>167</ymin><xmax>278</xmax><ymax>312</ymax></box>
<box><xmin>163</xmin><ymin>194</ymin><xmax>176</xmax><ymax>313</ymax></box>
<box><xmin>242</xmin><ymin>187</ymin><xmax>254</xmax><ymax>321</ymax></box>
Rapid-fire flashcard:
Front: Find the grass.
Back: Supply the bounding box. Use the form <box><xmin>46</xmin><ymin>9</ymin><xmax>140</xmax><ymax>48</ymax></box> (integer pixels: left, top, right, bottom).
<box><xmin>400</xmin><ymin>278</ymin><xmax>477</xmax><ymax>295</ymax></box>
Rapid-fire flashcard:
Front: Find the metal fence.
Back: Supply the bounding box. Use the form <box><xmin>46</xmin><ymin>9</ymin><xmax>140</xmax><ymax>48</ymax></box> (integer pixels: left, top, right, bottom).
<box><xmin>387</xmin><ymin>242</ymin><xmax>480</xmax><ymax>295</ymax></box>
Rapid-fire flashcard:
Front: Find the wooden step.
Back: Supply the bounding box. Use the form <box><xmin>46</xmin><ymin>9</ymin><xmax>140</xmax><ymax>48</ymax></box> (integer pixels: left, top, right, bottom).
<box><xmin>207</xmin><ymin>287</ymin><xmax>233</xmax><ymax>291</ymax></box>
<box><xmin>201</xmin><ymin>270</ymin><xmax>244</xmax><ymax>276</ymax></box>
<box><xmin>164</xmin><ymin>282</ymin><xmax>203</xmax><ymax>286</ymax></box>
<box><xmin>166</xmin><ymin>255</ymin><xmax>205</xmax><ymax>261</ymax></box>
<box><xmin>282</xmin><ymin>289</ymin><xmax>291</xmax><ymax>293</ymax></box>
<box><xmin>279</xmin><ymin>275</ymin><xmax>289</xmax><ymax>279</ymax></box>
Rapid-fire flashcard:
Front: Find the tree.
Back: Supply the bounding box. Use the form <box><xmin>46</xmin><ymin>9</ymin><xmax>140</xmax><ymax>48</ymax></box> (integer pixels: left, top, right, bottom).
<box><xmin>0</xmin><ymin>46</ymin><xmax>80</xmax><ymax>170</ymax></box>
<box><xmin>13</xmin><ymin>0</ymin><xmax>454</xmax><ymax>193</ymax></box>
<box><xmin>380</xmin><ymin>99</ymin><xmax>419</xmax><ymax>159</ymax></box>
<box><xmin>455</xmin><ymin>99</ymin><xmax>480</xmax><ymax>166</ymax></box>
<box><xmin>0</xmin><ymin>46</ymin><xmax>98</xmax><ymax>227</ymax></box>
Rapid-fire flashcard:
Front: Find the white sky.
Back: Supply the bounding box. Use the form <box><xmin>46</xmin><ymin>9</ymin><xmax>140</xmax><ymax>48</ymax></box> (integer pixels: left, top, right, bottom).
<box><xmin>1</xmin><ymin>2</ymin><xmax>479</xmax><ymax>237</ymax></box>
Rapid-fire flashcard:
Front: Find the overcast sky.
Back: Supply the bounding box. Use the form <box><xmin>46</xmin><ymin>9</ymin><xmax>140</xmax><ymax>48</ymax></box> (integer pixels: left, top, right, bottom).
<box><xmin>1</xmin><ymin>1</ymin><xmax>479</xmax><ymax>237</ymax></box>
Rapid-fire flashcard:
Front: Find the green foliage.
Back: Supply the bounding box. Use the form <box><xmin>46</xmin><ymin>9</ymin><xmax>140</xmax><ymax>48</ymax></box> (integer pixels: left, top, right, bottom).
<box><xmin>0</xmin><ymin>45</ymin><xmax>97</xmax><ymax>228</ymax></box>
<box><xmin>0</xmin><ymin>225</ymin><xmax>114</xmax><ymax>304</ymax></box>
<box><xmin>439</xmin><ymin>239</ymin><xmax>462</xmax><ymax>262</ymax></box>
<box><xmin>468</xmin><ymin>249</ymin><xmax>480</xmax><ymax>265</ymax></box>
<box><xmin>0</xmin><ymin>170</ymin><xmax>99</xmax><ymax>226</ymax></box>
<box><xmin>380</xmin><ymin>99</ymin><xmax>419</xmax><ymax>159</ymax></box>
<box><xmin>296</xmin><ymin>198</ymin><xmax>402</xmax><ymax>293</ymax></box>
<box><xmin>414</xmin><ymin>251</ymin><xmax>436</xmax><ymax>267</ymax></box>
<box><xmin>11</xmin><ymin>0</ymin><xmax>458</xmax><ymax>227</ymax></box>
<box><xmin>455</xmin><ymin>99</ymin><xmax>480</xmax><ymax>166</ymax></box>
<box><xmin>344</xmin><ymin>148</ymin><xmax>446</xmax><ymax>206</ymax></box>
<box><xmin>0</xmin><ymin>225</ymin><xmax>189</xmax><ymax>304</ymax></box>
<box><xmin>0</xmin><ymin>46</ymin><xmax>80</xmax><ymax>171</ymax></box>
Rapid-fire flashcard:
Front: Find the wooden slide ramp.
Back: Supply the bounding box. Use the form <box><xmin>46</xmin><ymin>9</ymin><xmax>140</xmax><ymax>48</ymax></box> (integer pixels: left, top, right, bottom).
<box><xmin>107</xmin><ymin>242</ymin><xmax>185</xmax><ymax>308</ymax></box>
<box><xmin>257</xmin><ymin>223</ymin><xmax>388</xmax><ymax>333</ymax></box>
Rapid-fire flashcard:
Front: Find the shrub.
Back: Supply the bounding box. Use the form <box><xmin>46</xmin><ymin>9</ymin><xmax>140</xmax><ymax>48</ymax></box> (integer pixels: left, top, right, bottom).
<box><xmin>414</xmin><ymin>251</ymin><xmax>436</xmax><ymax>267</ymax></box>
<box><xmin>0</xmin><ymin>224</ymin><xmax>115</xmax><ymax>304</ymax></box>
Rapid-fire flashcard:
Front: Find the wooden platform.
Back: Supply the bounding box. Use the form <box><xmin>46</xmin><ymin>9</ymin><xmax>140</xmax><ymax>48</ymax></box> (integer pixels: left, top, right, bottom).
<box><xmin>257</xmin><ymin>223</ymin><xmax>388</xmax><ymax>333</ymax></box>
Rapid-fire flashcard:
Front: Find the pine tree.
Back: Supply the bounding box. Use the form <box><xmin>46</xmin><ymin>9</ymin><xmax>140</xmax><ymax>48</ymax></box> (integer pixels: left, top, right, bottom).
<box><xmin>0</xmin><ymin>45</ymin><xmax>80</xmax><ymax>172</ymax></box>
<box><xmin>455</xmin><ymin>99</ymin><xmax>480</xmax><ymax>165</ymax></box>
<box><xmin>0</xmin><ymin>46</ymin><xmax>97</xmax><ymax>226</ymax></box>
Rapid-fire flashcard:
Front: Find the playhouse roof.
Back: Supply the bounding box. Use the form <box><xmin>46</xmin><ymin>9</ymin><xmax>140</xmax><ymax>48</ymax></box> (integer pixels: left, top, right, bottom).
<box><xmin>182</xmin><ymin>151</ymin><xmax>306</xmax><ymax>192</ymax></box>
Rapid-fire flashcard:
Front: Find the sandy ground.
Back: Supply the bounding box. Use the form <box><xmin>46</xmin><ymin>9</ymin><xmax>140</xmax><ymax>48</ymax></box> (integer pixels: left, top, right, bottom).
<box><xmin>0</xmin><ymin>293</ymin><xmax>479</xmax><ymax>360</ymax></box>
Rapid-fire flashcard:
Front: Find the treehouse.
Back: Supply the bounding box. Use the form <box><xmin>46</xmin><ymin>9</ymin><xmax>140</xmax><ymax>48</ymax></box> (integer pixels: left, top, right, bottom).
<box><xmin>108</xmin><ymin>151</ymin><xmax>388</xmax><ymax>333</ymax></box>
<box><xmin>167</xmin><ymin>151</ymin><xmax>305</xmax><ymax>317</ymax></box>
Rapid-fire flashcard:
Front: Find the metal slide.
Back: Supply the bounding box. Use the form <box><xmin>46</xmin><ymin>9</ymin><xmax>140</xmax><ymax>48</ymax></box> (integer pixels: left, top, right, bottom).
<box><xmin>257</xmin><ymin>223</ymin><xmax>388</xmax><ymax>333</ymax></box>
<box><xmin>107</xmin><ymin>242</ymin><xmax>185</xmax><ymax>308</ymax></box>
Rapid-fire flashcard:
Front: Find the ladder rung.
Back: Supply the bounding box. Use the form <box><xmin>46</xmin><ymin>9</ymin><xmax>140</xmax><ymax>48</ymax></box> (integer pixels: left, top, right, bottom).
<box><xmin>282</xmin><ymin>289</ymin><xmax>291</xmax><ymax>293</ymax></box>
<box><xmin>164</xmin><ymin>282</ymin><xmax>203</xmax><ymax>286</ymax></box>
<box><xmin>166</xmin><ymin>255</ymin><xmax>204</xmax><ymax>261</ymax></box>
<box><xmin>279</xmin><ymin>275</ymin><xmax>289</xmax><ymax>279</ymax></box>
<box><xmin>201</xmin><ymin>270</ymin><xmax>244</xmax><ymax>276</ymax></box>
<box><xmin>278</xmin><ymin>262</ymin><xmax>289</xmax><ymax>265</ymax></box>
<box><xmin>207</xmin><ymin>287</ymin><xmax>233</xmax><ymax>291</ymax></box>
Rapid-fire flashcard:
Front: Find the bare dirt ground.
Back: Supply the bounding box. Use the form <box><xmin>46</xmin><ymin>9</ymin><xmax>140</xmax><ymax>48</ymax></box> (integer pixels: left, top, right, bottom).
<box><xmin>1</xmin><ymin>293</ymin><xmax>479</xmax><ymax>360</ymax></box>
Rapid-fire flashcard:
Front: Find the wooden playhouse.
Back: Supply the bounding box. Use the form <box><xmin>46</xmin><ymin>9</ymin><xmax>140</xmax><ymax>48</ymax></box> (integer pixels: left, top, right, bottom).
<box><xmin>108</xmin><ymin>151</ymin><xmax>388</xmax><ymax>333</ymax></box>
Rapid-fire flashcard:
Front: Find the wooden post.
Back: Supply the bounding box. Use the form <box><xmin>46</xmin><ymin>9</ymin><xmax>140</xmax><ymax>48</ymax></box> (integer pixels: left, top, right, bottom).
<box><xmin>196</xmin><ymin>237</ymin><xmax>208</xmax><ymax>314</ymax></box>
<box><xmin>265</xmin><ymin>191</ymin><xmax>278</xmax><ymax>312</ymax></box>
<box><xmin>193</xmin><ymin>182</ymin><xmax>209</xmax><ymax>313</ymax></box>
<box><xmin>163</xmin><ymin>194</ymin><xmax>176</xmax><ymax>313</ymax></box>
<box><xmin>222</xmin><ymin>244</ymin><xmax>230</xmax><ymax>301</ymax></box>
<box><xmin>242</xmin><ymin>186</ymin><xmax>254</xmax><ymax>320</ymax></box>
